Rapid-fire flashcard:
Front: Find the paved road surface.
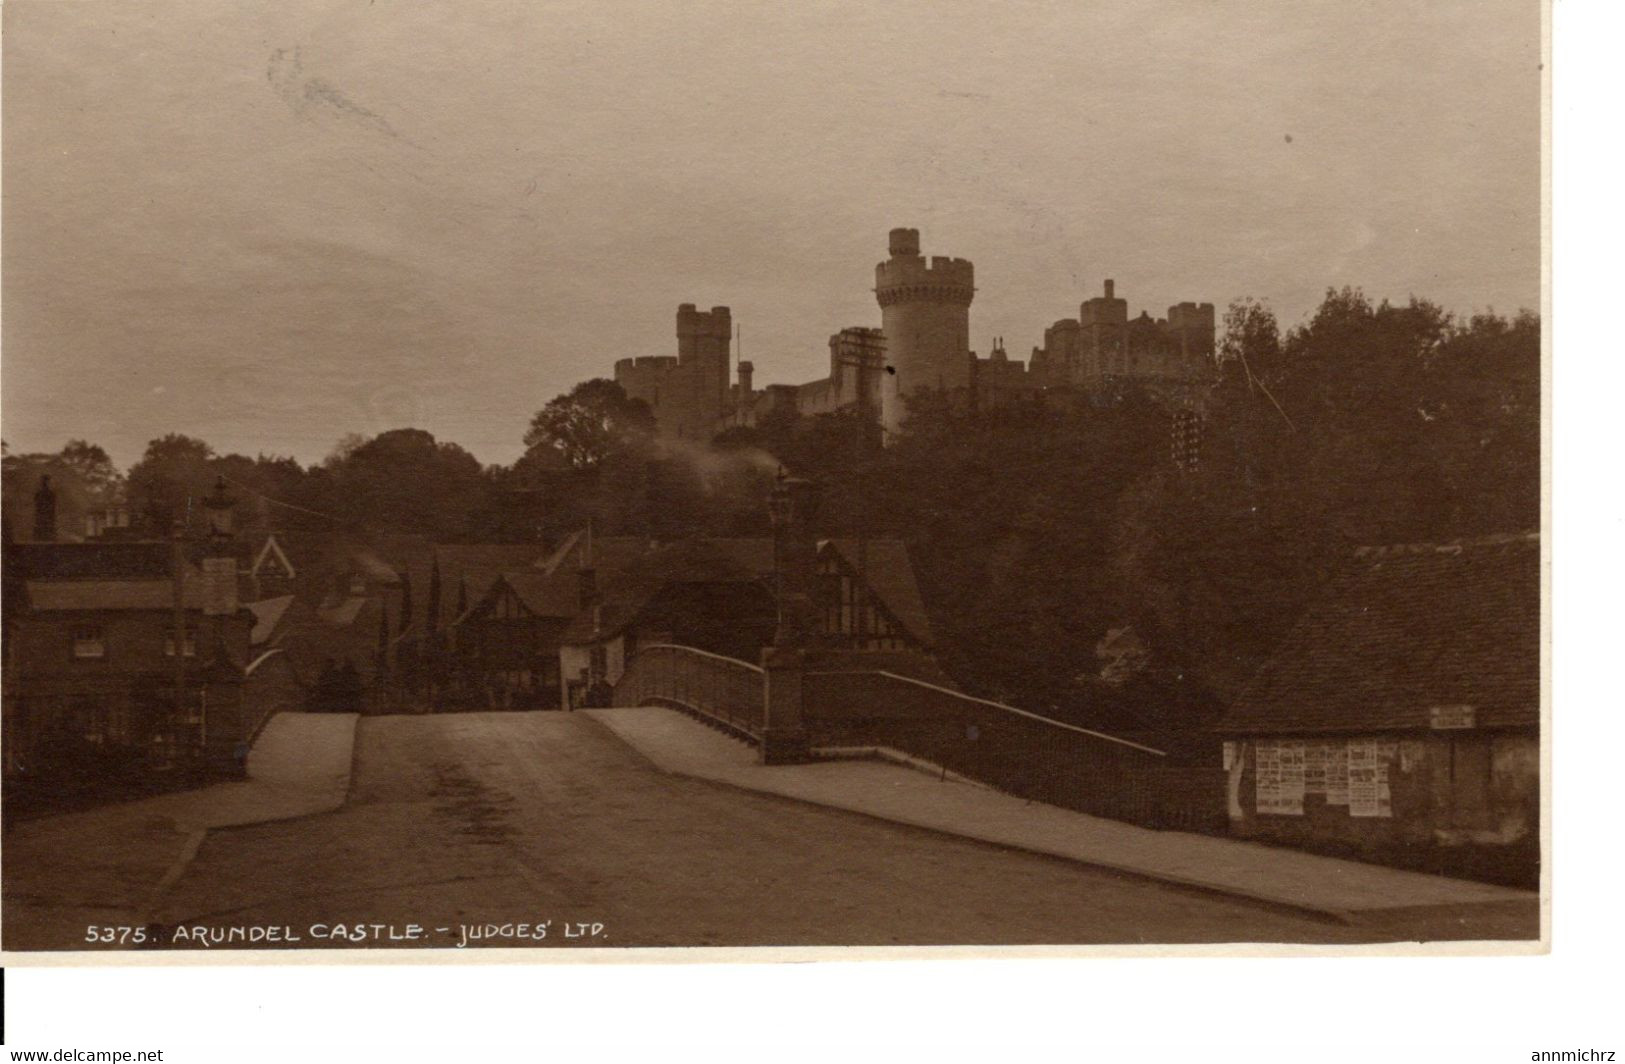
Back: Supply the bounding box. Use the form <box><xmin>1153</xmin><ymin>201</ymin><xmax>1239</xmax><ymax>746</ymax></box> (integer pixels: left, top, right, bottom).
<box><xmin>145</xmin><ymin>712</ymin><xmax>1472</xmax><ymax>949</ymax></box>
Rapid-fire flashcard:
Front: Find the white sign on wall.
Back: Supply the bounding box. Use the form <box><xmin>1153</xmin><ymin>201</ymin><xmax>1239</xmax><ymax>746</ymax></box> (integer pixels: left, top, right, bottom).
<box><xmin>1429</xmin><ymin>704</ymin><xmax>1476</xmax><ymax>730</ymax></box>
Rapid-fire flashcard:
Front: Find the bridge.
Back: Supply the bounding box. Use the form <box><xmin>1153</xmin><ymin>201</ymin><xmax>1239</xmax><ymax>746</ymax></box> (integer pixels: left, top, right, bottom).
<box><xmin>614</xmin><ymin>642</ymin><xmax>1225</xmax><ymax>834</ymax></box>
<box><xmin>3</xmin><ymin>668</ymin><xmax>1537</xmax><ymax>949</ymax></box>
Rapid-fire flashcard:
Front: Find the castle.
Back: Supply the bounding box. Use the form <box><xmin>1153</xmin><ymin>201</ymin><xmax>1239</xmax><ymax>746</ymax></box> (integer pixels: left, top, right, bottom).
<box><xmin>612</xmin><ymin>227</ymin><xmax>1217</xmax><ymax>440</ymax></box>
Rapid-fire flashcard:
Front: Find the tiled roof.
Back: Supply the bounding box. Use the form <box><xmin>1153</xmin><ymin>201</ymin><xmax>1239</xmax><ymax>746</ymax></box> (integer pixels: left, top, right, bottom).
<box><xmin>12</xmin><ymin>541</ymin><xmax>175</xmax><ymax>580</ymax></box>
<box><xmin>247</xmin><ymin>595</ymin><xmax>295</xmax><ymax>645</ymax></box>
<box><xmin>554</xmin><ymin>534</ymin><xmax>931</xmax><ymax>649</ymax></box>
<box><xmin>276</xmin><ymin>595</ymin><xmax>386</xmax><ymax>682</ymax></box>
<box><xmin>1223</xmin><ymin>533</ymin><xmax>1540</xmax><ymax>735</ymax></box>
<box><xmin>823</xmin><ymin>538</ymin><xmax>934</xmax><ymax>647</ymax></box>
<box><xmin>408</xmin><ymin>544</ymin><xmax>550</xmax><ymax>632</ymax></box>
<box><xmin>316</xmin><ymin>595</ymin><xmax>372</xmax><ymax>627</ymax></box>
<box><xmin>24</xmin><ymin>577</ymin><xmax>206</xmax><ymax>611</ymax></box>
<box><xmin>495</xmin><ymin>570</ymin><xmax>580</xmax><ymax>619</ymax></box>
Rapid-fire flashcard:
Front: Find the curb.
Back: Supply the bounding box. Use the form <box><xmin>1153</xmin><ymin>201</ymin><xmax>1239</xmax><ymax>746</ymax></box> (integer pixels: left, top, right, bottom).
<box><xmin>580</xmin><ymin>711</ymin><xmax>1359</xmax><ymax>925</ymax></box>
<box><xmin>140</xmin><ymin>713</ymin><xmax>362</xmax><ymax>922</ymax></box>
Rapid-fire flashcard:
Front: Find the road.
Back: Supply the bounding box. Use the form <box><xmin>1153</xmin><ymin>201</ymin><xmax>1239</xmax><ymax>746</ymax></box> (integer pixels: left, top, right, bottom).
<box><xmin>129</xmin><ymin>711</ymin><xmax>1449</xmax><ymax>950</ymax></box>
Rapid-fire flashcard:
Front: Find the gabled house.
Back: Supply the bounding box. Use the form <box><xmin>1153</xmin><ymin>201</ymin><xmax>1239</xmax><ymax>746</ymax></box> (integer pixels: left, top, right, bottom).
<box><xmin>554</xmin><ymin>534</ymin><xmax>939</xmax><ymax>710</ymax></box>
<box><xmin>442</xmin><ymin>569</ymin><xmax>579</xmax><ymax>709</ymax></box>
<box><xmin>240</xmin><ymin>532</ymin><xmax>299</xmax><ymax>602</ymax></box>
<box><xmin>1220</xmin><ymin>532</ymin><xmax>1540</xmax><ymax>884</ymax></box>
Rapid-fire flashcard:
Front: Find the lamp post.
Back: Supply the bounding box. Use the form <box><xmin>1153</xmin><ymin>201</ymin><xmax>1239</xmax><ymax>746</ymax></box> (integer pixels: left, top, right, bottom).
<box><xmin>762</xmin><ymin>471</ymin><xmax>819</xmax><ymax>764</ymax></box>
<box><xmin>197</xmin><ymin>476</ymin><xmax>238</xmax><ymax>759</ymax></box>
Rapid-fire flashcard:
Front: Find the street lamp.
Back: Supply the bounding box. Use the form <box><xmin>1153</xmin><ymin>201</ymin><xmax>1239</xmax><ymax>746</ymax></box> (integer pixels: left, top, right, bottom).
<box><xmin>769</xmin><ymin>471</ymin><xmax>820</xmax><ymax>651</ymax></box>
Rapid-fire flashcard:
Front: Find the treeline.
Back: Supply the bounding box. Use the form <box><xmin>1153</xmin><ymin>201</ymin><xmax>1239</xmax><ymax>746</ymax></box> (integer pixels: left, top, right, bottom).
<box><xmin>2</xmin><ymin>288</ymin><xmax>1539</xmax><ymax>732</ymax></box>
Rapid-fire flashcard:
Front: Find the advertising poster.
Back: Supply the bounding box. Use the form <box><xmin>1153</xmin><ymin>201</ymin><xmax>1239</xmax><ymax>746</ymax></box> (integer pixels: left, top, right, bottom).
<box><xmin>1304</xmin><ymin>742</ymin><xmax>1328</xmax><ymax>795</ymax></box>
<box><xmin>1279</xmin><ymin>740</ymin><xmax>1306</xmax><ymax>815</ymax></box>
<box><xmin>1348</xmin><ymin>739</ymin><xmax>1381</xmax><ymax>817</ymax></box>
<box><xmin>1326</xmin><ymin>742</ymin><xmax>1350</xmax><ymax>805</ymax></box>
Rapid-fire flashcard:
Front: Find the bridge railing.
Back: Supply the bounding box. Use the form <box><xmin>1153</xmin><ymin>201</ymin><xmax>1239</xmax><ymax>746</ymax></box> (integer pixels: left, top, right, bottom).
<box><xmin>802</xmin><ymin>669</ymin><xmax>1226</xmax><ymax>833</ymax></box>
<box><xmin>613</xmin><ymin>643</ymin><xmax>1225</xmax><ymax>833</ymax></box>
<box><xmin>613</xmin><ymin>644</ymin><xmax>766</xmax><ymax>739</ymax></box>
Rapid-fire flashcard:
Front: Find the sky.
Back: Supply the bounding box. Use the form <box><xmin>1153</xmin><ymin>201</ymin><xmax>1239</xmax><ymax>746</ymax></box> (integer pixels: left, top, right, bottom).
<box><xmin>1</xmin><ymin>0</ymin><xmax>1542</xmax><ymax>470</ymax></box>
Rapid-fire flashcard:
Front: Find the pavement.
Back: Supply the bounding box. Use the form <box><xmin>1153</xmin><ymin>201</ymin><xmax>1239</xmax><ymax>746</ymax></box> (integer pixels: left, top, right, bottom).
<box><xmin>139</xmin><ymin>711</ymin><xmax>1487</xmax><ymax>949</ymax></box>
<box><xmin>585</xmin><ymin>706</ymin><xmax>1541</xmax><ymax>931</ymax></box>
<box><xmin>3</xmin><ymin>709</ymin><xmax>1539</xmax><ymax>951</ymax></box>
<box><xmin>1</xmin><ymin>712</ymin><xmax>357</xmax><ymax>950</ymax></box>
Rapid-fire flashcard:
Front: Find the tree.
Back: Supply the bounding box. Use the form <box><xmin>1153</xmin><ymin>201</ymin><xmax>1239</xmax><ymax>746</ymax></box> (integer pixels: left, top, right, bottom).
<box><xmin>523</xmin><ymin>379</ymin><xmax>654</xmax><ymax>471</ymax></box>
<box><xmin>57</xmin><ymin>440</ymin><xmax>121</xmax><ymax>498</ymax></box>
<box><xmin>1218</xmin><ymin>297</ymin><xmax>1283</xmax><ymax>386</ymax></box>
<box><xmin>321</xmin><ymin>429</ymin><xmax>493</xmax><ymax>540</ymax></box>
<box><xmin>1</xmin><ymin>439</ymin><xmax>125</xmax><ymax>541</ymax></box>
<box><xmin>126</xmin><ymin>434</ymin><xmax>215</xmax><ymax>533</ymax></box>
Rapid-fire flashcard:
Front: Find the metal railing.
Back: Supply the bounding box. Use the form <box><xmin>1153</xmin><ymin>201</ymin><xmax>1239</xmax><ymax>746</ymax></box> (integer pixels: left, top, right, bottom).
<box><xmin>802</xmin><ymin>669</ymin><xmax>1226</xmax><ymax>833</ymax></box>
<box><xmin>612</xmin><ymin>644</ymin><xmax>766</xmax><ymax>739</ymax></box>
<box><xmin>611</xmin><ymin>645</ymin><xmax>1225</xmax><ymax>833</ymax></box>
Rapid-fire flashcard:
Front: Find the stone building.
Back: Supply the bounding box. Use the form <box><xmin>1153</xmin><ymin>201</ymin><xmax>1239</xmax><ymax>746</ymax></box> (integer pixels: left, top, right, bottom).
<box><xmin>614</xmin><ymin>304</ymin><xmax>734</xmax><ymax>441</ymax></box>
<box><xmin>610</xmin><ymin>226</ymin><xmax>1216</xmax><ymax>440</ymax></box>
<box><xmin>873</xmin><ymin>227</ymin><xmax>976</xmax><ymax>434</ymax></box>
<box><xmin>1028</xmin><ymin>279</ymin><xmax>1216</xmax><ymax>391</ymax></box>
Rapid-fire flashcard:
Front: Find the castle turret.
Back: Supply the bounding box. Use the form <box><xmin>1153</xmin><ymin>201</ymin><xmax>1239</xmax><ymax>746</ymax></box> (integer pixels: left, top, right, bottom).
<box><xmin>875</xmin><ymin>227</ymin><xmax>974</xmax><ymax>435</ymax></box>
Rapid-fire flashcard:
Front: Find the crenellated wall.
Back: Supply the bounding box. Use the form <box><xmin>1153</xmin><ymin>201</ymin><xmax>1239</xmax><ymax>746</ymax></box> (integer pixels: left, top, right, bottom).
<box><xmin>607</xmin><ymin>230</ymin><xmax>1214</xmax><ymax>442</ymax></box>
<box><xmin>1030</xmin><ymin>280</ymin><xmax>1215</xmax><ymax>392</ymax></box>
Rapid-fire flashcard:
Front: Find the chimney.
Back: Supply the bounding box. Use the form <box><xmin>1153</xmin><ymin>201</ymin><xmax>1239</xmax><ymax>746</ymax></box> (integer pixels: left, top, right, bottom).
<box><xmin>1104</xmin><ymin>279</ymin><xmax>1116</xmax><ymax>300</ymax></box>
<box><xmin>33</xmin><ymin>475</ymin><xmax>57</xmax><ymax>542</ymax></box>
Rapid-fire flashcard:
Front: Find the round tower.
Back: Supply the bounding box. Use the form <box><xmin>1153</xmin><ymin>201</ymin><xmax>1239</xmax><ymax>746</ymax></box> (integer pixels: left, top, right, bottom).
<box><xmin>874</xmin><ymin>227</ymin><xmax>974</xmax><ymax>435</ymax></box>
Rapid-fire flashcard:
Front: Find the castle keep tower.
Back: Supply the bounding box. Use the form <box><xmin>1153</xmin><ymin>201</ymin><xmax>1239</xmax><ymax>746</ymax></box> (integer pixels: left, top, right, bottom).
<box><xmin>677</xmin><ymin>303</ymin><xmax>732</xmax><ymax>436</ymax></box>
<box><xmin>874</xmin><ymin>227</ymin><xmax>974</xmax><ymax>434</ymax></box>
<box><xmin>615</xmin><ymin>304</ymin><xmax>733</xmax><ymax>439</ymax></box>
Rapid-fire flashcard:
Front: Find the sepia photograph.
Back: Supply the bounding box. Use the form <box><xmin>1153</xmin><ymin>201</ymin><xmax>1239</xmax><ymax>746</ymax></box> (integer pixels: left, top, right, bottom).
<box><xmin>2</xmin><ymin>0</ymin><xmax>1544</xmax><ymax>967</ymax></box>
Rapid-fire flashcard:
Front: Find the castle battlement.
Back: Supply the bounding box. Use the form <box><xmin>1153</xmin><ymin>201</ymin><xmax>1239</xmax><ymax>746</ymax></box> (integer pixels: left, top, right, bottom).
<box><xmin>1166</xmin><ymin>302</ymin><xmax>1217</xmax><ymax>329</ymax></box>
<box><xmin>875</xmin><ymin>254</ymin><xmax>975</xmax><ymax>296</ymax></box>
<box><xmin>615</xmin><ymin>355</ymin><xmax>680</xmax><ymax>373</ymax></box>
<box><xmin>676</xmin><ymin>304</ymin><xmax>732</xmax><ymax>338</ymax></box>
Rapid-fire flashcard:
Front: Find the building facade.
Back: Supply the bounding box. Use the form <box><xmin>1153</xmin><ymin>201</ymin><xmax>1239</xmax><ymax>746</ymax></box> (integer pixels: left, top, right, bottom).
<box><xmin>3</xmin><ymin>541</ymin><xmax>254</xmax><ymax>785</ymax></box>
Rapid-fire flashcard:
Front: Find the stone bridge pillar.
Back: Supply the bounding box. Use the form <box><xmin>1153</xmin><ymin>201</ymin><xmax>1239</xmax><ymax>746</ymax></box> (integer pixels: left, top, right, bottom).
<box><xmin>760</xmin><ymin>647</ymin><xmax>807</xmax><ymax>765</ymax></box>
<box><xmin>762</xmin><ymin>473</ymin><xmax>818</xmax><ymax>764</ymax></box>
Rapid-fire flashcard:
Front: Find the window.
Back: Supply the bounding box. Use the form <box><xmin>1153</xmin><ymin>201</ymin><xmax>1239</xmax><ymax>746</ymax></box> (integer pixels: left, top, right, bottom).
<box><xmin>164</xmin><ymin>628</ymin><xmax>198</xmax><ymax>658</ymax></box>
<box><xmin>71</xmin><ymin>626</ymin><xmax>107</xmax><ymax>660</ymax></box>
